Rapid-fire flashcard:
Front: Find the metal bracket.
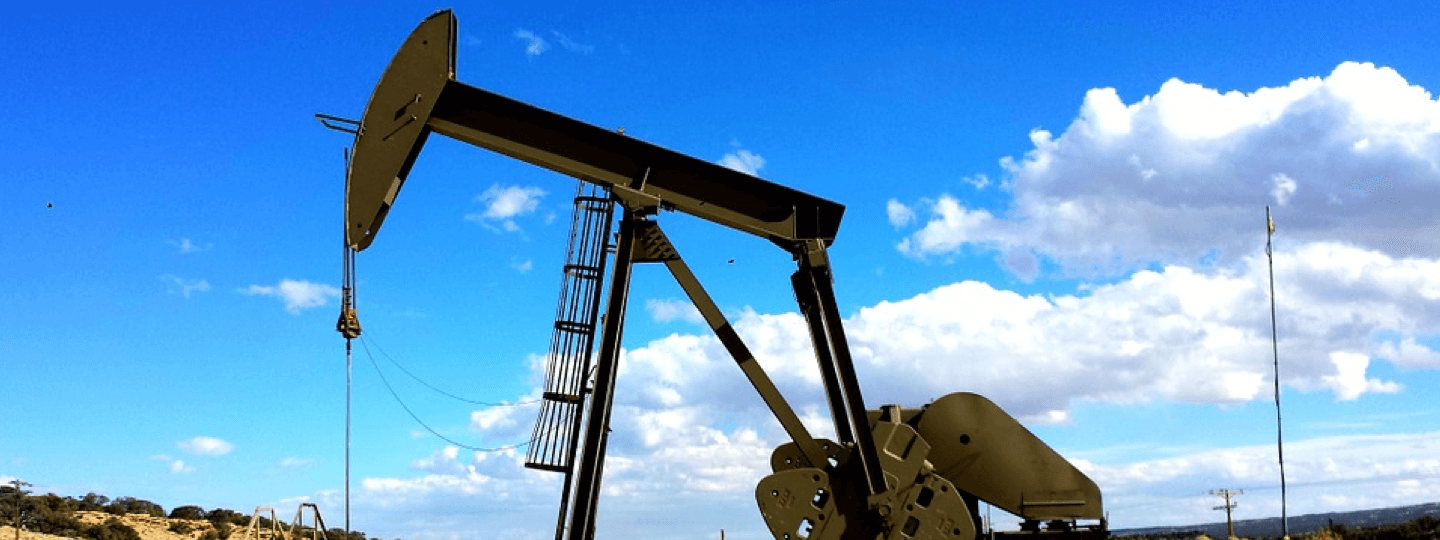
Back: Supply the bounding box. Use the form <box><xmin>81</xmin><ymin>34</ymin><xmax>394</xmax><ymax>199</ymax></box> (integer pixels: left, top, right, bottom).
<box><xmin>612</xmin><ymin>167</ymin><xmax>662</xmax><ymax>216</ymax></box>
<box><xmin>315</xmin><ymin>113</ymin><xmax>360</xmax><ymax>135</ymax></box>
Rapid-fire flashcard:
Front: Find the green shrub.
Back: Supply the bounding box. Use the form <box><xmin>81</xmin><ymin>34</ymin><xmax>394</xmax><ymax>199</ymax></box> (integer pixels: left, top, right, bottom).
<box><xmin>206</xmin><ymin>508</ymin><xmax>247</xmax><ymax>527</ymax></box>
<box><xmin>28</xmin><ymin>507</ymin><xmax>83</xmax><ymax>537</ymax></box>
<box><xmin>81</xmin><ymin>518</ymin><xmax>142</xmax><ymax>540</ymax></box>
<box><xmin>170</xmin><ymin>521</ymin><xmax>200</xmax><ymax>535</ymax></box>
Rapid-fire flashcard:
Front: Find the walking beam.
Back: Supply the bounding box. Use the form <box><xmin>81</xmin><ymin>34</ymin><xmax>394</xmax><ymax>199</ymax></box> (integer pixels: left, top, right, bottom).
<box><xmin>343</xmin><ymin>10</ymin><xmax>843</xmax><ymax>253</ymax></box>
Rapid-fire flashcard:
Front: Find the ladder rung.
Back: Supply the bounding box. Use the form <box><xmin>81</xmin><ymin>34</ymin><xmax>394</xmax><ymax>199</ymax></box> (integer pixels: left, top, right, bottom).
<box><xmin>554</xmin><ymin>320</ymin><xmax>594</xmax><ymax>334</ymax></box>
<box><xmin>524</xmin><ymin>462</ymin><xmax>571</xmax><ymax>473</ymax></box>
<box><xmin>564</xmin><ymin>263</ymin><xmax>603</xmax><ymax>279</ymax></box>
<box><xmin>542</xmin><ymin>391</ymin><xmax>584</xmax><ymax>403</ymax></box>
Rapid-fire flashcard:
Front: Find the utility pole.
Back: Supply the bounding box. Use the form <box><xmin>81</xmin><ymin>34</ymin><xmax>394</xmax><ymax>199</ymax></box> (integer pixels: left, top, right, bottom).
<box><xmin>11</xmin><ymin>479</ymin><xmax>31</xmax><ymax>540</ymax></box>
<box><xmin>1210</xmin><ymin>489</ymin><xmax>1243</xmax><ymax>540</ymax></box>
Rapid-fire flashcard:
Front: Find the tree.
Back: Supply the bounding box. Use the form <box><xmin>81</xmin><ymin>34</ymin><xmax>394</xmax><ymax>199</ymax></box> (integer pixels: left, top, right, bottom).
<box><xmin>104</xmin><ymin>497</ymin><xmax>164</xmax><ymax>517</ymax></box>
<box><xmin>171</xmin><ymin>505</ymin><xmax>206</xmax><ymax>521</ymax></box>
<box><xmin>205</xmin><ymin>508</ymin><xmax>247</xmax><ymax>527</ymax></box>
<box><xmin>0</xmin><ymin>482</ymin><xmax>31</xmax><ymax>528</ymax></box>
<box><xmin>32</xmin><ymin>493</ymin><xmax>74</xmax><ymax>515</ymax></box>
<box><xmin>78</xmin><ymin>493</ymin><xmax>111</xmax><ymax>512</ymax></box>
<box><xmin>81</xmin><ymin>518</ymin><xmax>141</xmax><ymax>540</ymax></box>
<box><xmin>327</xmin><ymin>528</ymin><xmax>369</xmax><ymax>540</ymax></box>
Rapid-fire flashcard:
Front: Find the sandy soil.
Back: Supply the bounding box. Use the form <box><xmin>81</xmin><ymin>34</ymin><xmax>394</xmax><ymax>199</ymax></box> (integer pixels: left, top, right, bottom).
<box><xmin>0</xmin><ymin>525</ymin><xmax>72</xmax><ymax>540</ymax></box>
<box><xmin>0</xmin><ymin>511</ymin><xmax>263</xmax><ymax>540</ymax></box>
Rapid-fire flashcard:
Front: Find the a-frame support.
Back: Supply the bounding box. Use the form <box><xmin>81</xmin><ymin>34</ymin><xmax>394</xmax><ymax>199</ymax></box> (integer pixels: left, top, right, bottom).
<box><xmin>558</xmin><ymin>205</ymin><xmax>882</xmax><ymax>540</ymax></box>
<box><xmin>564</xmin><ymin>206</ymin><xmax>644</xmax><ymax>540</ymax></box>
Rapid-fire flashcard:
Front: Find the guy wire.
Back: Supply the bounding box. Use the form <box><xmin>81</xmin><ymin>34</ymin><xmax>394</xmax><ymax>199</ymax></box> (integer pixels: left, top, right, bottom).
<box><xmin>358</xmin><ymin>337</ymin><xmax>532</xmax><ymax>453</ymax></box>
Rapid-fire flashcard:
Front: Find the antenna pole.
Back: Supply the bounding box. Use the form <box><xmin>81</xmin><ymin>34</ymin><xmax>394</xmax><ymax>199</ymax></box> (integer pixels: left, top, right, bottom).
<box><xmin>1266</xmin><ymin>207</ymin><xmax>1288</xmax><ymax>540</ymax></box>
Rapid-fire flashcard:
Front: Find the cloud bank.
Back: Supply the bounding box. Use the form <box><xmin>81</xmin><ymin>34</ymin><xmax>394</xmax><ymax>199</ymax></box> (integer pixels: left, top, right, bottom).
<box><xmin>892</xmin><ymin>62</ymin><xmax>1440</xmax><ymax>277</ymax></box>
<box><xmin>342</xmin><ymin>237</ymin><xmax>1440</xmax><ymax>539</ymax></box>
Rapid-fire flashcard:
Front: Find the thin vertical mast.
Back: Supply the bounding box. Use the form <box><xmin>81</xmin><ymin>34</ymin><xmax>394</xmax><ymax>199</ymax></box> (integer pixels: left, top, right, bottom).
<box><xmin>1266</xmin><ymin>207</ymin><xmax>1288</xmax><ymax>540</ymax></box>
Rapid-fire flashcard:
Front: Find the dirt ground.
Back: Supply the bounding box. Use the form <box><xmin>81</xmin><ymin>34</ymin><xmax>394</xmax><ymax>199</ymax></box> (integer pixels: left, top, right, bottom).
<box><xmin>1</xmin><ymin>511</ymin><xmax>220</xmax><ymax>540</ymax></box>
<box><xmin>0</xmin><ymin>525</ymin><xmax>70</xmax><ymax>540</ymax></box>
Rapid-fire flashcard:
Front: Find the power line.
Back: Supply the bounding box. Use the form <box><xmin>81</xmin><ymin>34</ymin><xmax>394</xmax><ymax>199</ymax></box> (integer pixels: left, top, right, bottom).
<box><xmin>358</xmin><ymin>338</ymin><xmax>532</xmax><ymax>453</ymax></box>
<box><xmin>362</xmin><ymin>335</ymin><xmax>539</xmax><ymax>408</ymax></box>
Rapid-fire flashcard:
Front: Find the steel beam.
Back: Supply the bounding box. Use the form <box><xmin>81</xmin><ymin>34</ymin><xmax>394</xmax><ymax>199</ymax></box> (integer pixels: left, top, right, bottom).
<box><xmin>631</xmin><ymin>221</ymin><xmax>829</xmax><ymax>469</ymax></box>
<box><xmin>341</xmin><ymin>10</ymin><xmax>844</xmax><ymax>252</ymax></box>
<box><xmin>793</xmin><ymin>243</ymin><xmax>885</xmax><ymax>497</ymax></box>
<box><xmin>426</xmin><ymin>80</ymin><xmax>843</xmax><ymax>248</ymax></box>
<box><xmin>564</xmin><ymin>208</ymin><xmax>642</xmax><ymax>540</ymax></box>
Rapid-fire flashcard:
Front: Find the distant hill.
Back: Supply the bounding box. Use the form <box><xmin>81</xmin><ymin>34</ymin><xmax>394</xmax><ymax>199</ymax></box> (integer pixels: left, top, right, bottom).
<box><xmin>1114</xmin><ymin>501</ymin><xmax>1440</xmax><ymax>538</ymax></box>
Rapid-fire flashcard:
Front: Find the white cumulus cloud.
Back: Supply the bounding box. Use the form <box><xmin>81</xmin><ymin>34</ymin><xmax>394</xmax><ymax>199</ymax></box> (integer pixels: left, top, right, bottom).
<box><xmin>609</xmin><ymin>241</ymin><xmax>1434</xmax><ymax>426</ymax></box>
<box><xmin>552</xmin><ymin>31</ymin><xmax>594</xmax><ymax>54</ymax></box>
<box><xmin>886</xmin><ymin>199</ymin><xmax>916</xmax><ymax>228</ymax></box>
<box><xmin>893</xmin><ymin>62</ymin><xmax>1440</xmax><ymax>276</ymax></box>
<box><xmin>152</xmin><ymin>454</ymin><xmax>195</xmax><ymax>474</ymax></box>
<box><xmin>1271</xmin><ymin>172</ymin><xmax>1298</xmax><ymax>206</ymax></box>
<box><xmin>1374</xmin><ymin>337</ymin><xmax>1440</xmax><ymax>368</ymax></box>
<box><xmin>470</xmin><ymin>406</ymin><xmax>522</xmax><ymax>433</ymax></box>
<box><xmin>513</xmin><ymin>29</ymin><xmax>547</xmax><ymax>56</ymax></box>
<box><xmin>1321</xmin><ymin>351</ymin><xmax>1402</xmax><ymax>400</ymax></box>
<box><xmin>160</xmin><ymin>274</ymin><xmax>210</xmax><ymax>298</ymax></box>
<box><xmin>242</xmin><ymin>279</ymin><xmax>340</xmax><ymax>314</ymax></box>
<box><xmin>1080</xmin><ymin>431</ymin><xmax>1440</xmax><ymax>528</ymax></box>
<box><xmin>466</xmin><ymin>184</ymin><xmax>546</xmax><ymax>233</ymax></box>
<box><xmin>718</xmin><ymin>149</ymin><xmax>766</xmax><ymax>176</ymax></box>
<box><xmin>178</xmin><ymin>436</ymin><xmax>234</xmax><ymax>456</ymax></box>
<box><xmin>169</xmin><ymin>237</ymin><xmax>212</xmax><ymax>254</ymax></box>
<box><xmin>645</xmin><ymin>297</ymin><xmax>705</xmax><ymax>325</ymax></box>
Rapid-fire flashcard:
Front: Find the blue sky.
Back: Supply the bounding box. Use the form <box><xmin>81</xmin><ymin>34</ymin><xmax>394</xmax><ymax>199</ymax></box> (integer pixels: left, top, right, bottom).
<box><xmin>4</xmin><ymin>2</ymin><xmax>1440</xmax><ymax>540</ymax></box>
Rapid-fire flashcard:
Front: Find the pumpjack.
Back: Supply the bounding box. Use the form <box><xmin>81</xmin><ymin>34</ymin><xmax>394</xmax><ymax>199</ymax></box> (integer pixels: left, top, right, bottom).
<box><xmin>331</xmin><ymin>10</ymin><xmax>1106</xmax><ymax>540</ymax></box>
